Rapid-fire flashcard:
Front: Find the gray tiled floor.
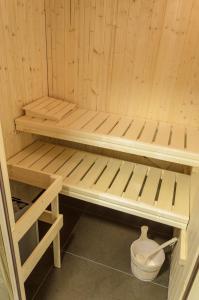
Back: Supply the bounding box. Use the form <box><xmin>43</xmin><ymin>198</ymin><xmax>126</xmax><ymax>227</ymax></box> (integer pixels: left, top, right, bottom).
<box><xmin>34</xmin><ymin>205</ymin><xmax>169</xmax><ymax>300</ymax></box>
<box><xmin>35</xmin><ymin>254</ymin><xmax>168</xmax><ymax>300</ymax></box>
<box><xmin>66</xmin><ymin>214</ymin><xmax>170</xmax><ymax>287</ymax></box>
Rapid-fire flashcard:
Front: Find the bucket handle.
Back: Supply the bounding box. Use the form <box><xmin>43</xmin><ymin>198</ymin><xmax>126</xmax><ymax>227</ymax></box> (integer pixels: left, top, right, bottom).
<box><xmin>139</xmin><ymin>226</ymin><xmax>148</xmax><ymax>240</ymax></box>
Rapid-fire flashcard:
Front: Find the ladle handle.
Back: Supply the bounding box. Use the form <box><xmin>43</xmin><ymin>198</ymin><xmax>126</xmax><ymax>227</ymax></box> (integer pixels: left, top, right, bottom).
<box><xmin>140</xmin><ymin>226</ymin><xmax>148</xmax><ymax>240</ymax></box>
<box><xmin>145</xmin><ymin>237</ymin><xmax>178</xmax><ymax>263</ymax></box>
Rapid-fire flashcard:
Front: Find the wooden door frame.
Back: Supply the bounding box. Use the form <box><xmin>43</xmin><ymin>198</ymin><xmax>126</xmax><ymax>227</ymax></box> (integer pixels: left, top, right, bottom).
<box><xmin>0</xmin><ymin>171</ymin><xmax>21</xmax><ymax>300</ymax></box>
<box><xmin>0</xmin><ymin>123</ymin><xmax>21</xmax><ymax>299</ymax></box>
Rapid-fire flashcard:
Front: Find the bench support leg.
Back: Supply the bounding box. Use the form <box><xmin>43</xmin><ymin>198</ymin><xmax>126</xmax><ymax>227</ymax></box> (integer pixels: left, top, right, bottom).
<box><xmin>173</xmin><ymin>228</ymin><xmax>187</xmax><ymax>265</ymax></box>
<box><xmin>51</xmin><ymin>196</ymin><xmax>61</xmax><ymax>268</ymax></box>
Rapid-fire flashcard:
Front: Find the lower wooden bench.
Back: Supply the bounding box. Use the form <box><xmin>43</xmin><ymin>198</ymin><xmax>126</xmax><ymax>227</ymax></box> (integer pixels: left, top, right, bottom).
<box><xmin>8</xmin><ymin>140</ymin><xmax>190</xmax><ymax>229</ymax></box>
<box><xmin>8</xmin><ymin>140</ymin><xmax>190</xmax><ymax>265</ymax></box>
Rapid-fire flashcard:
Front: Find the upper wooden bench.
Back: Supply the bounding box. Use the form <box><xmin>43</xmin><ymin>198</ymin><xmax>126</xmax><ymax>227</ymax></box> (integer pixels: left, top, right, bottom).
<box><xmin>15</xmin><ymin>97</ymin><xmax>199</xmax><ymax>167</ymax></box>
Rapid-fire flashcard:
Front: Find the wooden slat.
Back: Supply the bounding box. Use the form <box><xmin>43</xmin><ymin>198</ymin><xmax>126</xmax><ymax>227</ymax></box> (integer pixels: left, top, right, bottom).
<box><xmin>18</xmin><ymin>144</ymin><xmax>55</xmax><ymax>168</ymax></box>
<box><xmin>56</xmin><ymin>151</ymin><xmax>86</xmax><ymax>177</ymax></box>
<box><xmin>93</xmin><ymin>159</ymin><xmax>122</xmax><ymax>192</ymax></box>
<box><xmin>39</xmin><ymin>210</ymin><xmax>56</xmax><ymax>224</ymax></box>
<box><xmin>22</xmin><ymin>214</ymin><xmax>63</xmax><ymax>281</ymax></box>
<box><xmin>140</xmin><ymin>168</ymin><xmax>162</xmax><ymax>206</ymax></box>
<box><xmin>20</xmin><ymin>115</ymin><xmax>45</xmax><ymax>124</ymax></box>
<box><xmin>173</xmin><ymin>174</ymin><xmax>190</xmax><ymax>217</ymax></box>
<box><xmin>95</xmin><ymin>115</ymin><xmax>120</xmax><ymax>135</ymax></box>
<box><xmin>55</xmin><ymin>103</ymin><xmax>76</xmax><ymax>120</ymax></box>
<box><xmin>46</xmin><ymin>101</ymin><xmax>69</xmax><ymax>114</ymax></box>
<box><xmin>186</xmin><ymin>127</ymin><xmax>199</xmax><ymax>152</ymax></box>
<box><xmin>154</xmin><ymin>122</ymin><xmax>171</xmax><ymax>146</ymax></box>
<box><xmin>34</xmin><ymin>99</ymin><xmax>61</xmax><ymax>114</ymax></box>
<box><xmin>25</xmin><ymin>98</ymin><xmax>56</xmax><ymax>116</ymax></box>
<box><xmin>30</xmin><ymin>145</ymin><xmax>64</xmax><ymax>171</ymax></box>
<box><xmin>58</xmin><ymin>108</ymin><xmax>87</xmax><ymax>127</ymax></box>
<box><xmin>109</xmin><ymin>118</ymin><xmax>132</xmax><ymax>137</ymax></box>
<box><xmin>8</xmin><ymin>141</ymin><xmax>44</xmax><ymax>165</ymax></box>
<box><xmin>139</xmin><ymin>121</ymin><xmax>158</xmax><ymax>143</ymax></box>
<box><xmin>69</xmin><ymin>110</ymin><xmax>98</xmax><ymax>130</ymax></box>
<box><xmin>8</xmin><ymin>165</ymin><xmax>51</xmax><ymax>189</ymax></box>
<box><xmin>43</xmin><ymin>148</ymin><xmax>76</xmax><ymax>173</ymax></box>
<box><xmin>65</xmin><ymin>154</ymin><xmax>97</xmax><ymax>185</ymax></box>
<box><xmin>157</xmin><ymin>171</ymin><xmax>176</xmax><ymax>210</ymax></box>
<box><xmin>78</xmin><ymin>156</ymin><xmax>109</xmax><ymax>188</ymax></box>
<box><xmin>23</xmin><ymin>98</ymin><xmax>46</xmax><ymax>110</ymax></box>
<box><xmin>124</xmin><ymin>119</ymin><xmax>145</xmax><ymax>140</ymax></box>
<box><xmin>124</xmin><ymin>164</ymin><xmax>148</xmax><ymax>200</ymax></box>
<box><xmin>170</xmin><ymin>125</ymin><xmax>185</xmax><ymax>149</ymax></box>
<box><xmin>13</xmin><ymin>176</ymin><xmax>62</xmax><ymax>242</ymax></box>
<box><xmin>108</xmin><ymin>161</ymin><xmax>134</xmax><ymax>196</ymax></box>
<box><xmin>82</xmin><ymin>112</ymin><xmax>109</xmax><ymax>132</ymax></box>
<box><xmin>23</xmin><ymin>97</ymin><xmax>51</xmax><ymax>111</ymax></box>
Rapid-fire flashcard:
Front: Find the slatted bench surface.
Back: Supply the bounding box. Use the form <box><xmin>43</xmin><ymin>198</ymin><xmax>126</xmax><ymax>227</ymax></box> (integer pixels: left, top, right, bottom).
<box><xmin>23</xmin><ymin>97</ymin><xmax>77</xmax><ymax>121</ymax></box>
<box><xmin>8</xmin><ymin>141</ymin><xmax>190</xmax><ymax>229</ymax></box>
<box><xmin>16</xmin><ymin>97</ymin><xmax>199</xmax><ymax>167</ymax></box>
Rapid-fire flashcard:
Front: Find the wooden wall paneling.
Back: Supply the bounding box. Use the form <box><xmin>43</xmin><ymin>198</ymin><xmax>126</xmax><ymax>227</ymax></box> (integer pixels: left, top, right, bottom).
<box><xmin>107</xmin><ymin>0</ymin><xmax>130</xmax><ymax>114</ymax></box>
<box><xmin>176</xmin><ymin>0</ymin><xmax>199</xmax><ymax>125</ymax></box>
<box><xmin>148</xmin><ymin>0</ymin><xmax>195</xmax><ymax>123</ymax></box>
<box><xmin>54</xmin><ymin>0</ymin><xmax>65</xmax><ymax>99</ymax></box>
<box><xmin>45</xmin><ymin>0</ymin><xmax>53</xmax><ymax>95</ymax></box>
<box><xmin>0</xmin><ymin>0</ymin><xmax>47</xmax><ymax>158</ymax></box>
<box><xmin>64</xmin><ymin>0</ymin><xmax>75</xmax><ymax>101</ymax></box>
<box><xmin>45</xmin><ymin>0</ymin><xmax>199</xmax><ymax>127</ymax></box>
<box><xmin>118</xmin><ymin>0</ymin><xmax>154</xmax><ymax>117</ymax></box>
<box><xmin>115</xmin><ymin>0</ymin><xmax>141</xmax><ymax>116</ymax></box>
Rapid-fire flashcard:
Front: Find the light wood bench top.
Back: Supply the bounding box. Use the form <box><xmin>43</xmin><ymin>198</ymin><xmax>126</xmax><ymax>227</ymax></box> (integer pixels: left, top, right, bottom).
<box><xmin>8</xmin><ymin>140</ymin><xmax>190</xmax><ymax>229</ymax></box>
<box><xmin>16</xmin><ymin>97</ymin><xmax>199</xmax><ymax>167</ymax></box>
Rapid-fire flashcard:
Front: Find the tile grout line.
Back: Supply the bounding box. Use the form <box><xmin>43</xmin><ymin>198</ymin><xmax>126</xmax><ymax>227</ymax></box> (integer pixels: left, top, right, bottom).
<box><xmin>64</xmin><ymin>251</ymin><xmax>168</xmax><ymax>290</ymax></box>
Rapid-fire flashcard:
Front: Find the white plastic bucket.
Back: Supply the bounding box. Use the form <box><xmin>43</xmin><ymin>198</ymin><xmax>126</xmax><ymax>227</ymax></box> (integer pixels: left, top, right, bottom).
<box><xmin>130</xmin><ymin>226</ymin><xmax>165</xmax><ymax>282</ymax></box>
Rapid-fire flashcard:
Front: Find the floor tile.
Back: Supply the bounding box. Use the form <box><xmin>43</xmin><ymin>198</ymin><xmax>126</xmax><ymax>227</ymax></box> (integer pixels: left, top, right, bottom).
<box><xmin>34</xmin><ymin>253</ymin><xmax>168</xmax><ymax>300</ymax></box>
<box><xmin>66</xmin><ymin>214</ymin><xmax>170</xmax><ymax>287</ymax></box>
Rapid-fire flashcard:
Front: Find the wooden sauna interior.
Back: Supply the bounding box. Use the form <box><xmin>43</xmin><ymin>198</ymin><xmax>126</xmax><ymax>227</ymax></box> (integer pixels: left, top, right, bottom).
<box><xmin>1</xmin><ymin>1</ymin><xmax>199</xmax><ymax>300</ymax></box>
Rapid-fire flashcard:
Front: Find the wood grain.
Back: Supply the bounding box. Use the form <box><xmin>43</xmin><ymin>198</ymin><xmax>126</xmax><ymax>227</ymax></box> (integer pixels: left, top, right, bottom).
<box><xmin>0</xmin><ymin>0</ymin><xmax>47</xmax><ymax>158</ymax></box>
<box><xmin>45</xmin><ymin>0</ymin><xmax>199</xmax><ymax>127</ymax></box>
